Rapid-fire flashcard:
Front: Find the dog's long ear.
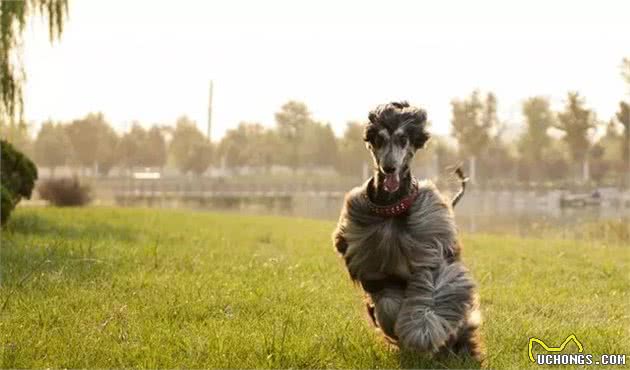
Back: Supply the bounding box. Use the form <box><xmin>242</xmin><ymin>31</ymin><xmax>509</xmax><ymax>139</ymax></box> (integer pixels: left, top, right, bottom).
<box><xmin>363</xmin><ymin>123</ymin><xmax>378</xmax><ymax>144</ymax></box>
<box><xmin>403</xmin><ymin>108</ymin><xmax>430</xmax><ymax>149</ymax></box>
<box><xmin>365</xmin><ymin>107</ymin><xmax>382</xmax><ymax>144</ymax></box>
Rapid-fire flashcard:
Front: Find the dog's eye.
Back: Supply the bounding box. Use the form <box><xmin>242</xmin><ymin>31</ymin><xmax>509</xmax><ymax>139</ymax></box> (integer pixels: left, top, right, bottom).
<box><xmin>397</xmin><ymin>136</ymin><xmax>408</xmax><ymax>146</ymax></box>
<box><xmin>372</xmin><ymin>135</ymin><xmax>384</xmax><ymax>148</ymax></box>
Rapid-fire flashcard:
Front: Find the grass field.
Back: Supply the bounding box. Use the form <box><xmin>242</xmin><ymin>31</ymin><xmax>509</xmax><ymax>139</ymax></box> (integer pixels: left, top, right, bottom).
<box><xmin>1</xmin><ymin>207</ymin><xmax>629</xmax><ymax>368</ymax></box>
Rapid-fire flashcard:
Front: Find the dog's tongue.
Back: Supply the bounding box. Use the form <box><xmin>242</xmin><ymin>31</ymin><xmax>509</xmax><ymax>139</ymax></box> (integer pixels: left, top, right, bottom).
<box><xmin>383</xmin><ymin>173</ymin><xmax>400</xmax><ymax>193</ymax></box>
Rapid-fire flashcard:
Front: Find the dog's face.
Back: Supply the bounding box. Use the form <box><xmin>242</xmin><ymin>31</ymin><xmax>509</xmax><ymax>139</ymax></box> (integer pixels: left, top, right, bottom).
<box><xmin>363</xmin><ymin>102</ymin><xmax>430</xmax><ymax>193</ymax></box>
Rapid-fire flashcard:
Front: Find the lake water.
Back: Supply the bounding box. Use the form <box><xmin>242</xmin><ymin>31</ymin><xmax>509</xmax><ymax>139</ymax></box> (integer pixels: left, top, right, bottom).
<box><xmin>121</xmin><ymin>188</ymin><xmax>628</xmax><ymax>235</ymax></box>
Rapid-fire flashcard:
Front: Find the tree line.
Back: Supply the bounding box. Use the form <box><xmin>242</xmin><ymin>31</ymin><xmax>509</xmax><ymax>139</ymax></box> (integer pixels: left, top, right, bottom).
<box><xmin>449</xmin><ymin>90</ymin><xmax>629</xmax><ymax>186</ymax></box>
<box><xmin>1</xmin><ymin>58</ymin><xmax>629</xmax><ymax>186</ymax></box>
<box><xmin>0</xmin><ymin>101</ymin><xmax>369</xmax><ymax>179</ymax></box>
<box><xmin>9</xmin><ymin>114</ymin><xmax>213</xmax><ymax>177</ymax></box>
<box><xmin>1</xmin><ymin>3</ymin><xmax>629</xmax><ymax>187</ymax></box>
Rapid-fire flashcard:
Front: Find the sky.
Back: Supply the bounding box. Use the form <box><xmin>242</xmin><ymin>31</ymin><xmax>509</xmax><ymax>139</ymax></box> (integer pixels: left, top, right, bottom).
<box><xmin>21</xmin><ymin>0</ymin><xmax>630</xmax><ymax>140</ymax></box>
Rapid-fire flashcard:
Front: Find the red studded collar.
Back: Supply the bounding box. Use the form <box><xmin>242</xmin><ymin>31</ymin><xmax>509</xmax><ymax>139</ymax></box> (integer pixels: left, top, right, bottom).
<box><xmin>362</xmin><ymin>178</ymin><xmax>420</xmax><ymax>217</ymax></box>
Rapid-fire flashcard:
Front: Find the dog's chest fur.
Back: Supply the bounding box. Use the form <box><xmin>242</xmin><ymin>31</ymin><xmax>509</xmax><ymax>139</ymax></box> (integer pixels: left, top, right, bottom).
<box><xmin>338</xmin><ymin>180</ymin><xmax>458</xmax><ymax>281</ymax></box>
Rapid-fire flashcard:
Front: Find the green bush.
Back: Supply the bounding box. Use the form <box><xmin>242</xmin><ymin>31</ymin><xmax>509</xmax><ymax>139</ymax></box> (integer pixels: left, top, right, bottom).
<box><xmin>1</xmin><ymin>139</ymin><xmax>38</xmax><ymax>225</ymax></box>
<box><xmin>38</xmin><ymin>177</ymin><xmax>92</xmax><ymax>207</ymax></box>
<box><xmin>1</xmin><ymin>184</ymin><xmax>15</xmax><ymax>225</ymax></box>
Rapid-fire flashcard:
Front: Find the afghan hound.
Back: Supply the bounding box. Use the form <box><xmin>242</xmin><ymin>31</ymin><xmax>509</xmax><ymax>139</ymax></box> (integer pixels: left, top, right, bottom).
<box><xmin>332</xmin><ymin>101</ymin><xmax>483</xmax><ymax>361</ymax></box>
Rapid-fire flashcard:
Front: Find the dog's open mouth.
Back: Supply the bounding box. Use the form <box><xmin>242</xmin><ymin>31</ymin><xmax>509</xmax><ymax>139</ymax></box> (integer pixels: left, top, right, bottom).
<box><xmin>383</xmin><ymin>173</ymin><xmax>400</xmax><ymax>193</ymax></box>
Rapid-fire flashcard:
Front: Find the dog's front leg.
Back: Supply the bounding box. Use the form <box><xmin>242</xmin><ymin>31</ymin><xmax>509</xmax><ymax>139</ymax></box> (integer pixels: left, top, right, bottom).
<box><xmin>362</xmin><ymin>275</ymin><xmax>406</xmax><ymax>341</ymax></box>
<box><xmin>395</xmin><ymin>263</ymin><xmax>475</xmax><ymax>353</ymax></box>
<box><xmin>332</xmin><ymin>224</ymin><xmax>348</xmax><ymax>256</ymax></box>
<box><xmin>332</xmin><ymin>222</ymin><xmax>358</xmax><ymax>282</ymax></box>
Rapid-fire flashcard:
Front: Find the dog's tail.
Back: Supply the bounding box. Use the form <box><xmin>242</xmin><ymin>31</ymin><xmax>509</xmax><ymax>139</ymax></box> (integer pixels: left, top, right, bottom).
<box><xmin>451</xmin><ymin>167</ymin><xmax>468</xmax><ymax>208</ymax></box>
<box><xmin>394</xmin><ymin>262</ymin><xmax>475</xmax><ymax>352</ymax></box>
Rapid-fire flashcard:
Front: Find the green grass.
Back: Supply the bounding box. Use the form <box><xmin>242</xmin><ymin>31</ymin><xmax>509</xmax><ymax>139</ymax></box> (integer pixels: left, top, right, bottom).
<box><xmin>1</xmin><ymin>207</ymin><xmax>629</xmax><ymax>369</ymax></box>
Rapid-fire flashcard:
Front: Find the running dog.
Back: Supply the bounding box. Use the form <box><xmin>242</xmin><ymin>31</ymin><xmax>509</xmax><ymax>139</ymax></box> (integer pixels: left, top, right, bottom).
<box><xmin>332</xmin><ymin>101</ymin><xmax>483</xmax><ymax>361</ymax></box>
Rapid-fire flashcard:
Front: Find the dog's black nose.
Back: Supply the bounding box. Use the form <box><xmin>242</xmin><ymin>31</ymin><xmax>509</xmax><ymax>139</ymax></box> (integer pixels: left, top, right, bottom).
<box><xmin>382</xmin><ymin>166</ymin><xmax>396</xmax><ymax>174</ymax></box>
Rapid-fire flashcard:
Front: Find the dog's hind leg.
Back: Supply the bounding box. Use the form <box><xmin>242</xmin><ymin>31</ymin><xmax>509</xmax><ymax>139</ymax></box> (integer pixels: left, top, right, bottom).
<box><xmin>436</xmin><ymin>296</ymin><xmax>485</xmax><ymax>362</ymax></box>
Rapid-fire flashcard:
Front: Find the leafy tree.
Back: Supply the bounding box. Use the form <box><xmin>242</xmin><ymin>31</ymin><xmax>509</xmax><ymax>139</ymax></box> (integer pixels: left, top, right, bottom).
<box><xmin>275</xmin><ymin>101</ymin><xmax>312</xmax><ymax>170</ymax></box>
<box><xmin>117</xmin><ymin>123</ymin><xmax>166</xmax><ymax>171</ymax></box>
<box><xmin>65</xmin><ymin>112</ymin><xmax>118</xmax><ymax>175</ymax></box>
<box><xmin>479</xmin><ymin>137</ymin><xmax>516</xmax><ymax>183</ymax></box>
<box><xmin>616</xmin><ymin>102</ymin><xmax>630</xmax><ymax>174</ymax></box>
<box><xmin>1</xmin><ymin>139</ymin><xmax>37</xmax><ymax>225</ymax></box>
<box><xmin>66</xmin><ymin>113</ymin><xmax>101</xmax><ymax>169</ymax></box>
<box><xmin>258</xmin><ymin>129</ymin><xmax>282</xmax><ymax>170</ymax></box>
<box><xmin>555</xmin><ymin>92</ymin><xmax>596</xmax><ymax>179</ymax></box>
<box><xmin>588</xmin><ymin>141</ymin><xmax>610</xmax><ymax>184</ymax></box>
<box><xmin>450</xmin><ymin>91</ymin><xmax>497</xmax><ymax>182</ymax></box>
<box><xmin>275</xmin><ymin>101</ymin><xmax>311</xmax><ymax>139</ymax></box>
<box><xmin>34</xmin><ymin>121</ymin><xmax>71</xmax><ymax>176</ymax></box>
<box><xmin>335</xmin><ymin>122</ymin><xmax>370</xmax><ymax>177</ymax></box>
<box><xmin>117</xmin><ymin>124</ymin><xmax>167</xmax><ymax>171</ymax></box>
<box><xmin>517</xmin><ymin>97</ymin><xmax>555</xmax><ymax>180</ymax></box>
<box><xmin>274</xmin><ymin>101</ymin><xmax>338</xmax><ymax>170</ymax></box>
<box><xmin>600</xmin><ymin>120</ymin><xmax>622</xmax><ymax>160</ymax></box>
<box><xmin>300</xmin><ymin>122</ymin><xmax>338</xmax><ymax>168</ymax></box>
<box><xmin>95</xmin><ymin>123</ymin><xmax>119</xmax><ymax>176</ymax></box>
<box><xmin>118</xmin><ymin>124</ymin><xmax>147</xmax><ymax>170</ymax></box>
<box><xmin>622</xmin><ymin>57</ymin><xmax>630</xmax><ymax>87</ymax></box>
<box><xmin>220</xmin><ymin>122</ymin><xmax>256</xmax><ymax>168</ymax></box>
<box><xmin>145</xmin><ymin>126</ymin><xmax>167</xmax><ymax>169</ymax></box>
<box><xmin>481</xmin><ymin>92</ymin><xmax>499</xmax><ymax>136</ymax></box>
<box><xmin>318</xmin><ymin>123</ymin><xmax>338</xmax><ymax>166</ymax></box>
<box><xmin>477</xmin><ymin>93</ymin><xmax>515</xmax><ymax>181</ymax></box>
<box><xmin>188</xmin><ymin>142</ymin><xmax>213</xmax><ymax>176</ymax></box>
<box><xmin>1</xmin><ymin>185</ymin><xmax>13</xmax><ymax>226</ymax></box>
<box><xmin>219</xmin><ymin>122</ymin><xmax>276</xmax><ymax>170</ymax></box>
<box><xmin>519</xmin><ymin>97</ymin><xmax>554</xmax><ymax>161</ymax></box>
<box><xmin>545</xmin><ymin>141</ymin><xmax>571</xmax><ymax>182</ymax></box>
<box><xmin>0</xmin><ymin>119</ymin><xmax>32</xmax><ymax>156</ymax></box>
<box><xmin>433</xmin><ymin>137</ymin><xmax>458</xmax><ymax>174</ymax></box>
<box><xmin>451</xmin><ymin>91</ymin><xmax>488</xmax><ymax>158</ymax></box>
<box><xmin>169</xmin><ymin>116</ymin><xmax>212</xmax><ymax>175</ymax></box>
<box><xmin>1</xmin><ymin>0</ymin><xmax>68</xmax><ymax>121</ymax></box>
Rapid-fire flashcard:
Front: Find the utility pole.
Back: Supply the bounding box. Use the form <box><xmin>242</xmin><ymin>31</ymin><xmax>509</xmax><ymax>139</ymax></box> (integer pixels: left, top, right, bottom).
<box><xmin>207</xmin><ymin>80</ymin><xmax>213</xmax><ymax>141</ymax></box>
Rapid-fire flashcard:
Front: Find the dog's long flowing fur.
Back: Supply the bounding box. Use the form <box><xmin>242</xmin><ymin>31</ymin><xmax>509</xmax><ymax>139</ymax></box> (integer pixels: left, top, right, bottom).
<box><xmin>332</xmin><ymin>102</ymin><xmax>483</xmax><ymax>361</ymax></box>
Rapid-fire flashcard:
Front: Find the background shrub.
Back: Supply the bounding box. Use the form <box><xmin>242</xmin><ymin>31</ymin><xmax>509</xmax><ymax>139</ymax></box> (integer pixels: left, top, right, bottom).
<box><xmin>1</xmin><ymin>184</ymin><xmax>15</xmax><ymax>225</ymax></box>
<box><xmin>1</xmin><ymin>140</ymin><xmax>38</xmax><ymax>225</ymax></box>
<box><xmin>38</xmin><ymin>177</ymin><xmax>92</xmax><ymax>207</ymax></box>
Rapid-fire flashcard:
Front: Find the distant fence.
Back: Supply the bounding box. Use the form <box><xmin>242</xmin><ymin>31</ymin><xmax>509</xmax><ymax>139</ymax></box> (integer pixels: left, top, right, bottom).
<box><xmin>108</xmin><ymin>178</ymin><xmax>629</xmax><ymax>218</ymax></box>
<box><xmin>23</xmin><ymin>176</ymin><xmax>620</xmax><ymax>233</ymax></box>
<box><xmin>94</xmin><ymin>176</ymin><xmax>355</xmax><ymax>196</ymax></box>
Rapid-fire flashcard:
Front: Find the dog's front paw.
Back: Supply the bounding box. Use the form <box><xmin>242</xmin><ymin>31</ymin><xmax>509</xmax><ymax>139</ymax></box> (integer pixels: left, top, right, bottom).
<box><xmin>333</xmin><ymin>232</ymin><xmax>348</xmax><ymax>255</ymax></box>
